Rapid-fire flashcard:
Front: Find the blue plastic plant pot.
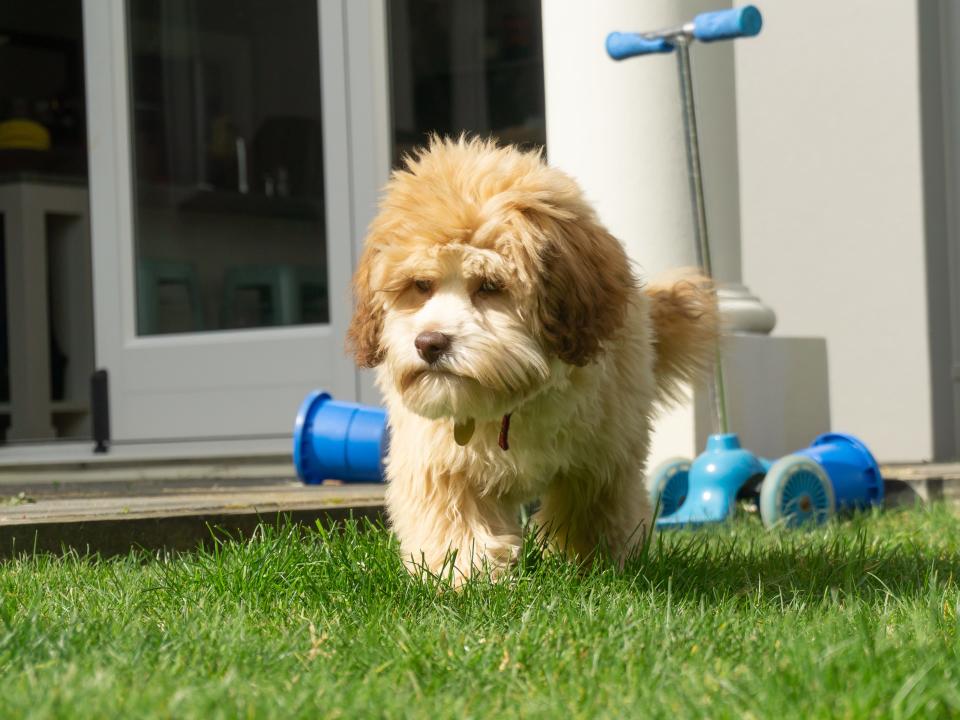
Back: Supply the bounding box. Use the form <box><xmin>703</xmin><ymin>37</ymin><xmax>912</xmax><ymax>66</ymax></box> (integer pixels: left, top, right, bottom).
<box><xmin>794</xmin><ymin>433</ymin><xmax>883</xmax><ymax>510</ymax></box>
<box><xmin>293</xmin><ymin>391</ymin><xmax>388</xmax><ymax>484</ymax></box>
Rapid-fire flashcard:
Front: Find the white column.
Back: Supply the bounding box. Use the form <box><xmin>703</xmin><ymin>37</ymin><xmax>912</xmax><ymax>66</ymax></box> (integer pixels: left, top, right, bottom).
<box><xmin>540</xmin><ymin>0</ymin><xmax>774</xmax><ymax>332</ymax></box>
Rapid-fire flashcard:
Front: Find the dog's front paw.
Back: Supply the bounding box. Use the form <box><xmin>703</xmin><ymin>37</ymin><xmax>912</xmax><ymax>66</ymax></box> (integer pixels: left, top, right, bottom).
<box><xmin>404</xmin><ymin>535</ymin><xmax>521</xmax><ymax>587</ymax></box>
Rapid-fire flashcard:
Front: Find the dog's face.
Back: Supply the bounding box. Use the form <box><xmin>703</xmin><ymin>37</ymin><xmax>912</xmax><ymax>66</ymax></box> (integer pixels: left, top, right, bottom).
<box><xmin>347</xmin><ymin>138</ymin><xmax>636</xmax><ymax>423</ymax></box>
<box><xmin>371</xmin><ymin>241</ymin><xmax>550</xmax><ymax>422</ymax></box>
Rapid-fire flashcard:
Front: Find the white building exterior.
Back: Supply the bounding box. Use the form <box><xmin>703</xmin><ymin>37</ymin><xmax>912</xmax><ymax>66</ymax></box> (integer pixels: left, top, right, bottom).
<box><xmin>1</xmin><ymin>0</ymin><xmax>956</xmax><ymax>466</ymax></box>
<box><xmin>543</xmin><ymin>0</ymin><xmax>957</xmax><ymax>464</ymax></box>
<box><xmin>735</xmin><ymin>0</ymin><xmax>954</xmax><ymax>462</ymax></box>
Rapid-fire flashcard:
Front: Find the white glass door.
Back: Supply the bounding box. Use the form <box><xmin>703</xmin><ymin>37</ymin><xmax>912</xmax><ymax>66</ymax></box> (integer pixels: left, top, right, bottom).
<box><xmin>82</xmin><ymin>0</ymin><xmax>371</xmax><ymax>442</ymax></box>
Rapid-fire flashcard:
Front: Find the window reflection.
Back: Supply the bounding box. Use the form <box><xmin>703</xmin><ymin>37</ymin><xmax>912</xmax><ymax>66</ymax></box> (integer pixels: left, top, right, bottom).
<box><xmin>388</xmin><ymin>0</ymin><xmax>546</xmax><ymax>164</ymax></box>
<box><xmin>128</xmin><ymin>0</ymin><xmax>329</xmax><ymax>335</ymax></box>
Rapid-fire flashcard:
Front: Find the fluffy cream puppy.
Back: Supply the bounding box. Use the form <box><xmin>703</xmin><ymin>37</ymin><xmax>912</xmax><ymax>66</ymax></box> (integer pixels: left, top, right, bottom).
<box><xmin>348</xmin><ymin>137</ymin><xmax>716</xmax><ymax>582</ymax></box>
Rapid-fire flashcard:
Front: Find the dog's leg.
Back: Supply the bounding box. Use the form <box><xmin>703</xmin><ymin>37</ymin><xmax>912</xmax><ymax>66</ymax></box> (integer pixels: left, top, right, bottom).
<box><xmin>386</xmin><ymin>471</ymin><xmax>522</xmax><ymax>585</ymax></box>
<box><xmin>533</xmin><ymin>467</ymin><xmax>653</xmax><ymax>566</ymax></box>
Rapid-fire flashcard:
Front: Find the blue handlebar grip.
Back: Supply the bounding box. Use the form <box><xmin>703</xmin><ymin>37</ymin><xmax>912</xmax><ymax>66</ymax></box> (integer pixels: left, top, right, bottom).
<box><xmin>692</xmin><ymin>5</ymin><xmax>762</xmax><ymax>42</ymax></box>
<box><xmin>606</xmin><ymin>32</ymin><xmax>674</xmax><ymax>60</ymax></box>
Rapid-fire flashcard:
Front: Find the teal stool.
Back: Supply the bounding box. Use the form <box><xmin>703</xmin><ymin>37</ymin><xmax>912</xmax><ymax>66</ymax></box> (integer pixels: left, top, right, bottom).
<box><xmin>136</xmin><ymin>260</ymin><xmax>204</xmax><ymax>335</ymax></box>
<box><xmin>221</xmin><ymin>265</ymin><xmax>327</xmax><ymax>328</ymax></box>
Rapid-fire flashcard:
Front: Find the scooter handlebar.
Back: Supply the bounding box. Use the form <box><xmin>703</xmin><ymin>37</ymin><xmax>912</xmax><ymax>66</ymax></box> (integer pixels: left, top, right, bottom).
<box><xmin>605</xmin><ymin>32</ymin><xmax>673</xmax><ymax>61</ymax></box>
<box><xmin>692</xmin><ymin>6</ymin><xmax>762</xmax><ymax>42</ymax></box>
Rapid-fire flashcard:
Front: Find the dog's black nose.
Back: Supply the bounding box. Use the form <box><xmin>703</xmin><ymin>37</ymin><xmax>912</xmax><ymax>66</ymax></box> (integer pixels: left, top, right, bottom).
<box><xmin>415</xmin><ymin>331</ymin><xmax>451</xmax><ymax>364</ymax></box>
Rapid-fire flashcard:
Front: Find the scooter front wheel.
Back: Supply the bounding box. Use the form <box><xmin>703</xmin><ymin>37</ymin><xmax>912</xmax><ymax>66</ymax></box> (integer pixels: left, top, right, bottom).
<box><xmin>759</xmin><ymin>455</ymin><xmax>835</xmax><ymax>528</ymax></box>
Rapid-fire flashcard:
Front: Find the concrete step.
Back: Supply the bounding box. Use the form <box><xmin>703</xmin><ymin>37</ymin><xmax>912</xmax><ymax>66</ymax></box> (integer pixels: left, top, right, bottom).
<box><xmin>0</xmin><ymin>472</ymin><xmax>385</xmax><ymax>558</ymax></box>
<box><xmin>881</xmin><ymin>463</ymin><xmax>960</xmax><ymax>507</ymax></box>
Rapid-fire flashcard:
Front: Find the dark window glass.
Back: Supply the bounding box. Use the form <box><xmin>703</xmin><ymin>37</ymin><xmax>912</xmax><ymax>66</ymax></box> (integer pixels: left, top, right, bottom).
<box><xmin>128</xmin><ymin>0</ymin><xmax>329</xmax><ymax>335</ymax></box>
<box><xmin>0</xmin><ymin>1</ymin><xmax>87</xmax><ymax>180</ymax></box>
<box><xmin>388</xmin><ymin>0</ymin><xmax>546</xmax><ymax>164</ymax></box>
<box><xmin>0</xmin><ymin>1</ymin><xmax>93</xmax><ymax>441</ymax></box>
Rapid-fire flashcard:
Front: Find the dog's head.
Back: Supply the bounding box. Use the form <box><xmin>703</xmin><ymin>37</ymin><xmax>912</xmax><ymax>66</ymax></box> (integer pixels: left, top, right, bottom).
<box><xmin>347</xmin><ymin>137</ymin><xmax>636</xmax><ymax>423</ymax></box>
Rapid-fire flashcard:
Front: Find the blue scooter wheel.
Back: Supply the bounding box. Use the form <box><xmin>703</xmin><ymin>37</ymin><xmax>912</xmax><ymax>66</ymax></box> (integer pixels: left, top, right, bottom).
<box><xmin>649</xmin><ymin>458</ymin><xmax>692</xmax><ymax>518</ymax></box>
<box><xmin>759</xmin><ymin>454</ymin><xmax>835</xmax><ymax>529</ymax></box>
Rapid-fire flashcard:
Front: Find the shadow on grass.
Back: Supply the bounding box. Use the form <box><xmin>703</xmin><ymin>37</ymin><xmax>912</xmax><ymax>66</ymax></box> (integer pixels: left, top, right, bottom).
<box><xmin>13</xmin><ymin>506</ymin><xmax>952</xmax><ymax>616</ymax></box>
<box><xmin>194</xmin><ymin>507</ymin><xmax>959</xmax><ymax>610</ymax></box>
<box><xmin>615</xmin><ymin>512</ymin><xmax>960</xmax><ymax>606</ymax></box>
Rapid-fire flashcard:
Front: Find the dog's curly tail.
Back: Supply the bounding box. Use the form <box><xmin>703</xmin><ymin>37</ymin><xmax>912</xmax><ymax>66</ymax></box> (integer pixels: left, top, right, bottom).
<box><xmin>644</xmin><ymin>269</ymin><xmax>720</xmax><ymax>405</ymax></box>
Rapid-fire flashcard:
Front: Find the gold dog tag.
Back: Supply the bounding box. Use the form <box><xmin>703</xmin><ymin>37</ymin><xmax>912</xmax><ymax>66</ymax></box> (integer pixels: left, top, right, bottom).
<box><xmin>454</xmin><ymin>417</ymin><xmax>475</xmax><ymax>446</ymax></box>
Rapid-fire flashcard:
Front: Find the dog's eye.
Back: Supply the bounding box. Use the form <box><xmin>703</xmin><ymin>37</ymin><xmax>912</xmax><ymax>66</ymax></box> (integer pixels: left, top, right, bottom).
<box><xmin>476</xmin><ymin>280</ymin><xmax>503</xmax><ymax>297</ymax></box>
<box><xmin>413</xmin><ymin>279</ymin><xmax>433</xmax><ymax>295</ymax></box>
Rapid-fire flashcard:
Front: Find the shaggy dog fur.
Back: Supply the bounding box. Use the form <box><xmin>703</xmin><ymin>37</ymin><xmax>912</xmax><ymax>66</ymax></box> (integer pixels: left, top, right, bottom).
<box><xmin>348</xmin><ymin>137</ymin><xmax>717</xmax><ymax>582</ymax></box>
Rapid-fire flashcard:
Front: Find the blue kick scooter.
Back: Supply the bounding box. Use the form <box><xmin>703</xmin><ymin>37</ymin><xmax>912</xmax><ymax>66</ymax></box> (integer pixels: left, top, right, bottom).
<box><xmin>607</xmin><ymin>6</ymin><xmax>883</xmax><ymax>528</ymax></box>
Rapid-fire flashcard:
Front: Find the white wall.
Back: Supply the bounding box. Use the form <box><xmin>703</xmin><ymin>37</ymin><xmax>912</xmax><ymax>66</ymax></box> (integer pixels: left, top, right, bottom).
<box><xmin>735</xmin><ymin>1</ymin><xmax>934</xmax><ymax>461</ymax></box>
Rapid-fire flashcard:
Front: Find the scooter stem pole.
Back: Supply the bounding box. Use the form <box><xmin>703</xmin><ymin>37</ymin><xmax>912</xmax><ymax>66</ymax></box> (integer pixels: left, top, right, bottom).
<box><xmin>675</xmin><ymin>36</ymin><xmax>730</xmax><ymax>435</ymax></box>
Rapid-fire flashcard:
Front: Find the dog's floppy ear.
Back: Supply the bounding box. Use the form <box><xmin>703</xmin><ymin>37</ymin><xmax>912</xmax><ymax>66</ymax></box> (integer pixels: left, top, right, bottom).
<box><xmin>346</xmin><ymin>244</ymin><xmax>385</xmax><ymax>367</ymax></box>
<box><xmin>535</xmin><ymin>215</ymin><xmax>637</xmax><ymax>366</ymax></box>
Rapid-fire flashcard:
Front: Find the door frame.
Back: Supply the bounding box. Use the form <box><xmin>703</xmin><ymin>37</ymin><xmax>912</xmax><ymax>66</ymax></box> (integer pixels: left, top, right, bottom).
<box><xmin>343</xmin><ymin>0</ymin><xmax>391</xmax><ymax>406</ymax></box>
<box><xmin>81</xmin><ymin>0</ymin><xmax>390</xmax><ymax>446</ymax></box>
<box><xmin>920</xmin><ymin>0</ymin><xmax>959</xmax><ymax>460</ymax></box>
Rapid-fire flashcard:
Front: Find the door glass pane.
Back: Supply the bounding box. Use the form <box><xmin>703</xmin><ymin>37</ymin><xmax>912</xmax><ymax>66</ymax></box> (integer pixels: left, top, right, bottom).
<box><xmin>127</xmin><ymin>0</ymin><xmax>328</xmax><ymax>336</ymax></box>
<box><xmin>387</xmin><ymin>0</ymin><xmax>546</xmax><ymax>164</ymax></box>
<box><xmin>0</xmin><ymin>0</ymin><xmax>94</xmax><ymax>442</ymax></box>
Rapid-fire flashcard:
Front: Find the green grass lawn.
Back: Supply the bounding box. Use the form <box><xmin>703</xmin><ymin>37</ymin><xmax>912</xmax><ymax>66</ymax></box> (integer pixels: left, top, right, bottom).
<box><xmin>1</xmin><ymin>504</ymin><xmax>959</xmax><ymax>719</ymax></box>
